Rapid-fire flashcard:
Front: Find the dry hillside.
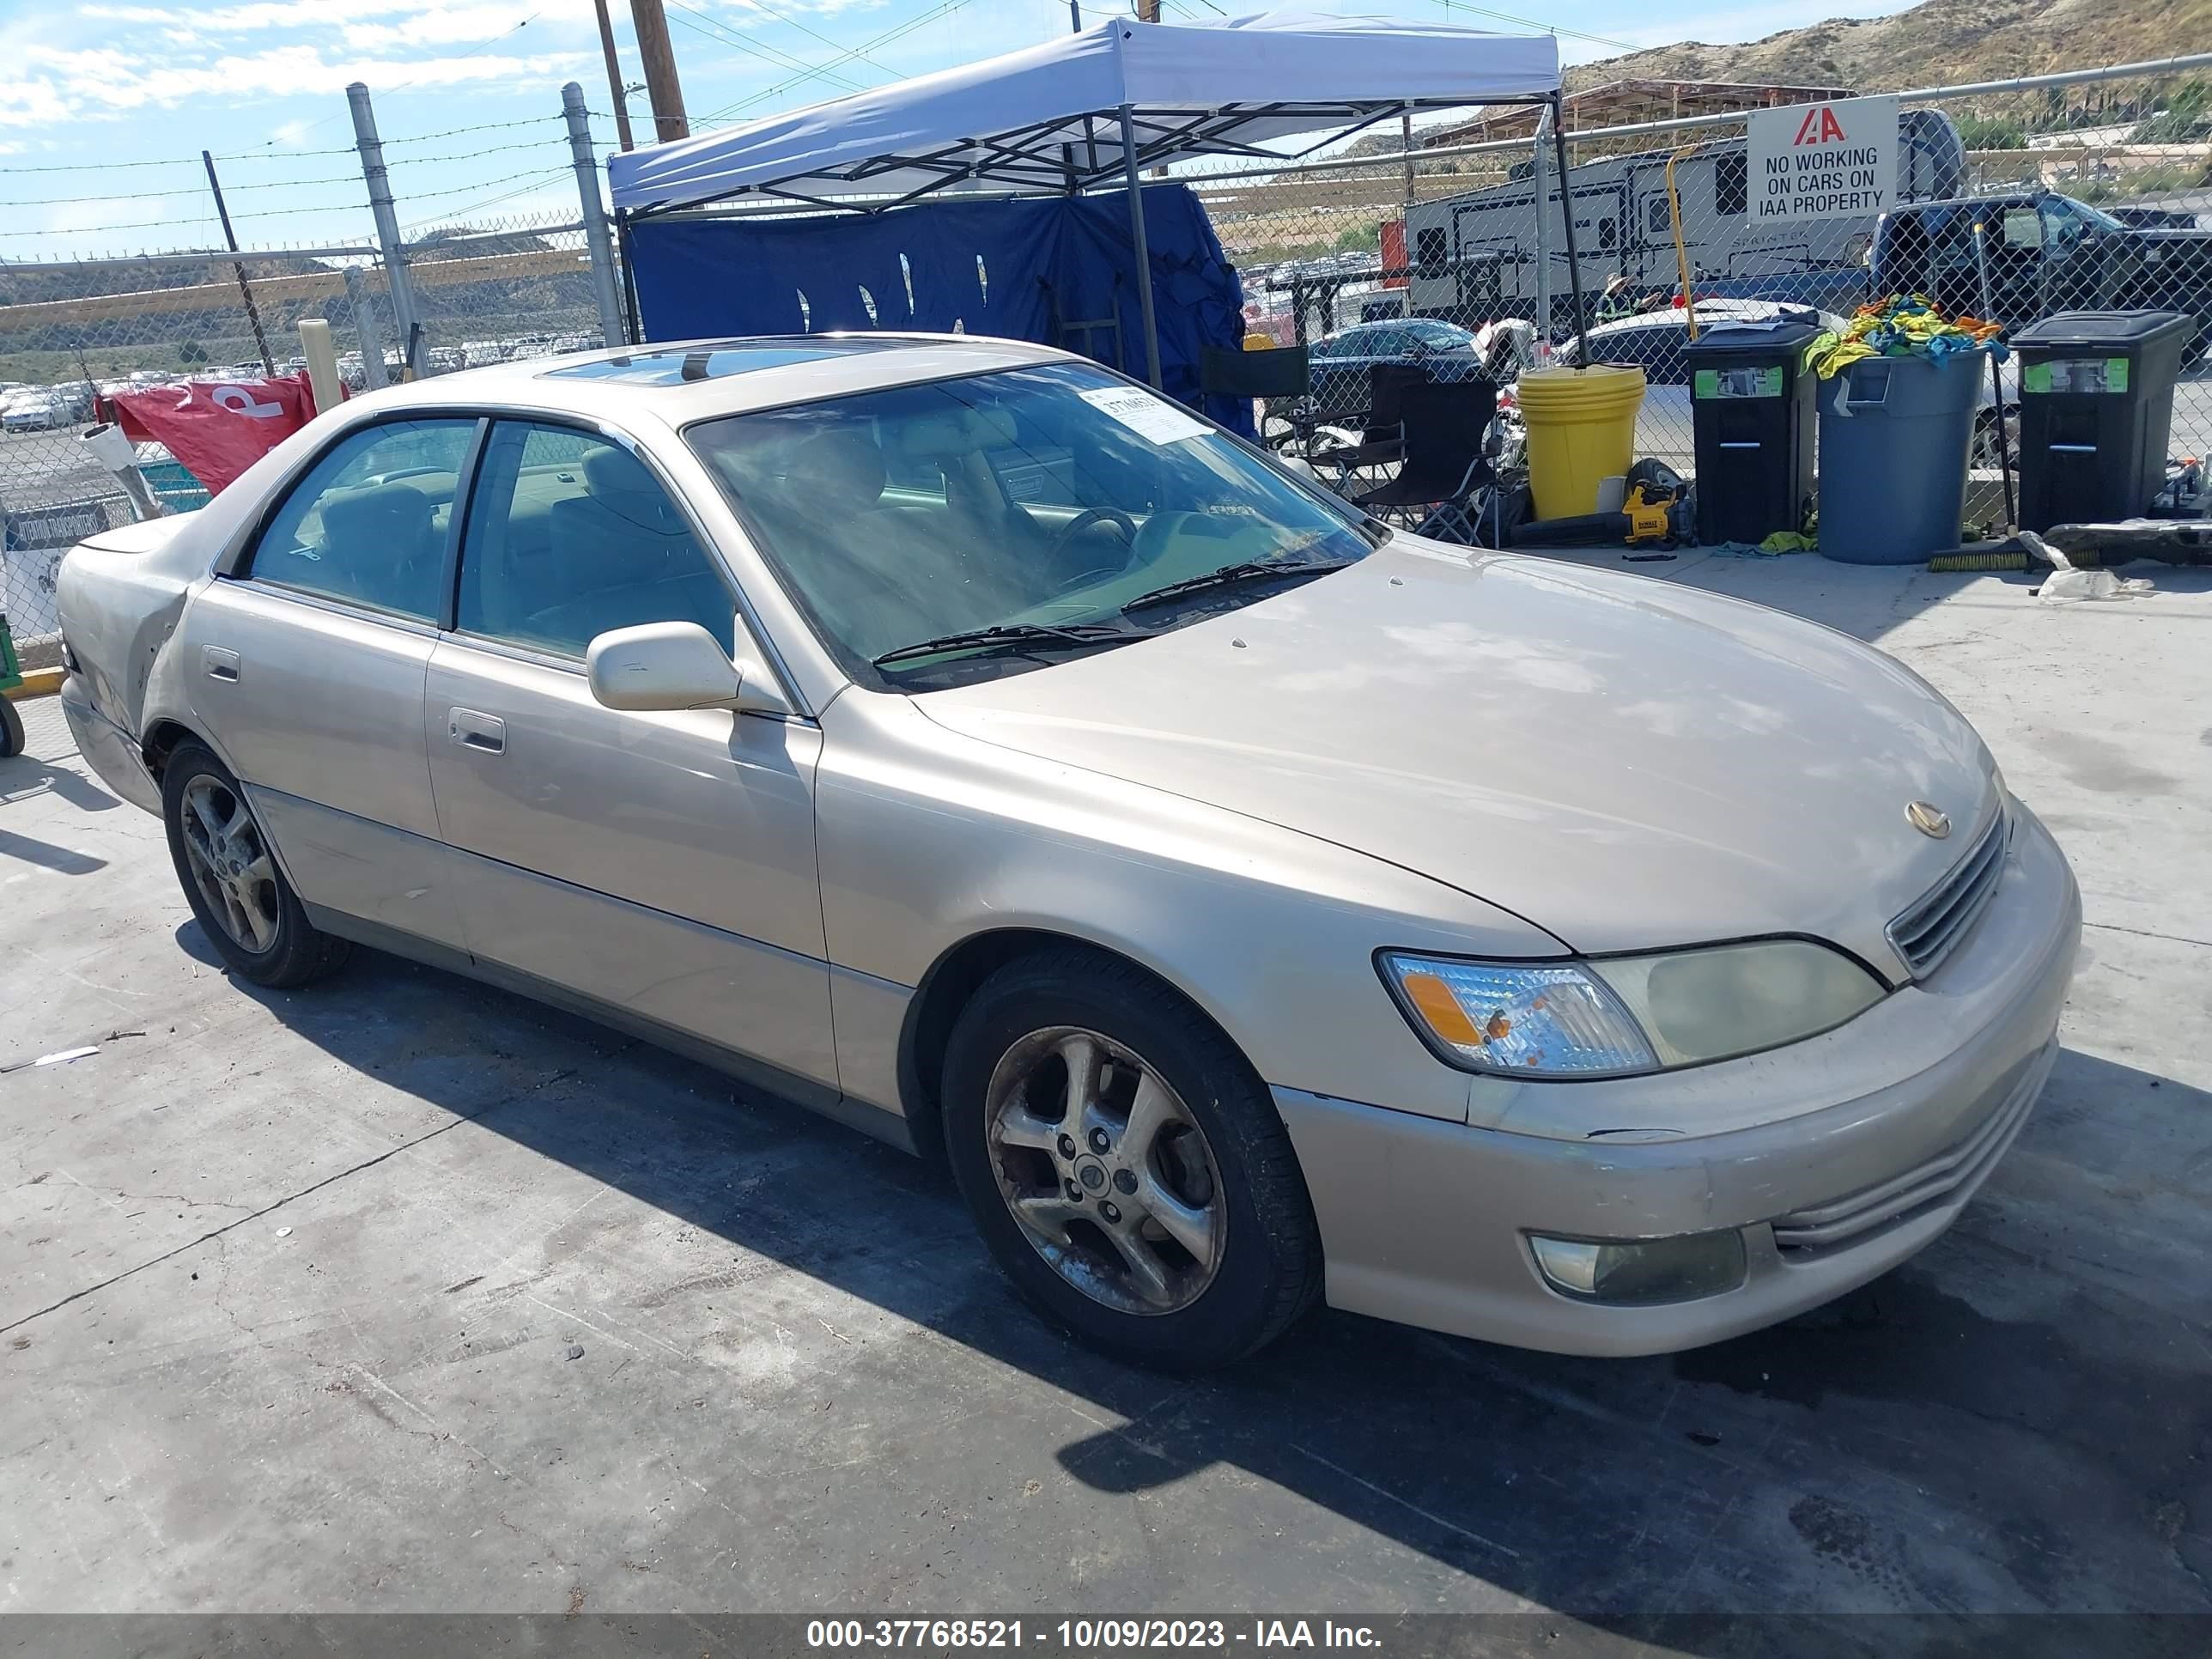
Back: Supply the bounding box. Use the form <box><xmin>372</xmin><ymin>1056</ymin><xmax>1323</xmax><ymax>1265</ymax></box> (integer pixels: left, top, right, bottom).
<box><xmin>1564</xmin><ymin>0</ymin><xmax>2212</xmax><ymax>96</ymax></box>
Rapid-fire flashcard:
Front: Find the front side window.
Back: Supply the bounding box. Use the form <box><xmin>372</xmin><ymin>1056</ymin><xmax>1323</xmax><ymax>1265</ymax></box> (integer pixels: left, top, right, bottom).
<box><xmin>245</xmin><ymin>417</ymin><xmax>477</xmax><ymax>621</ymax></box>
<box><xmin>455</xmin><ymin>421</ymin><xmax>735</xmax><ymax>659</ymax></box>
<box><xmin>685</xmin><ymin>362</ymin><xmax>1376</xmax><ymax>688</ymax></box>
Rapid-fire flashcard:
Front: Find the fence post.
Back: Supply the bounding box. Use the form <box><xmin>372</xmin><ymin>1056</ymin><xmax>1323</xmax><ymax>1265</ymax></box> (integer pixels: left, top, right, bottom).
<box><xmin>1531</xmin><ymin>106</ymin><xmax>1553</xmax><ymax>357</ymax></box>
<box><xmin>349</xmin><ymin>82</ymin><xmax>425</xmax><ymax>379</ymax></box>
<box><xmin>342</xmin><ymin>265</ymin><xmax>391</xmax><ymax>389</ymax></box>
<box><xmin>563</xmin><ymin>82</ymin><xmax>629</xmax><ymax>349</ymax></box>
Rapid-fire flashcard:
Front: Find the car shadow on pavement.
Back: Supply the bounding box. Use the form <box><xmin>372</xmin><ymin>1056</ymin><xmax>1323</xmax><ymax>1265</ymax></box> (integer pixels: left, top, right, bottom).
<box><xmin>180</xmin><ymin>925</ymin><xmax>2212</xmax><ymax>1632</ymax></box>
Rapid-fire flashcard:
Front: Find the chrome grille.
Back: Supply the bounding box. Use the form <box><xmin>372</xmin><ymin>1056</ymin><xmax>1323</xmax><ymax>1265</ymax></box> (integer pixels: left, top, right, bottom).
<box><xmin>1887</xmin><ymin>806</ymin><xmax>2008</xmax><ymax>980</ymax></box>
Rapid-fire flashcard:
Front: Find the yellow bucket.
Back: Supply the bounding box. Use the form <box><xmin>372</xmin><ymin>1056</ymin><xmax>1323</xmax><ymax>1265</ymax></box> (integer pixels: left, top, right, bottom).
<box><xmin>1517</xmin><ymin>364</ymin><xmax>1647</xmax><ymax>520</ymax></box>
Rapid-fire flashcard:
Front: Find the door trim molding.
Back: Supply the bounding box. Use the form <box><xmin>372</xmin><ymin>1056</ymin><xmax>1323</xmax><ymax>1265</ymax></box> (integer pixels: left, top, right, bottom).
<box><xmin>303</xmin><ymin>902</ymin><xmax>917</xmax><ymax>1155</ymax></box>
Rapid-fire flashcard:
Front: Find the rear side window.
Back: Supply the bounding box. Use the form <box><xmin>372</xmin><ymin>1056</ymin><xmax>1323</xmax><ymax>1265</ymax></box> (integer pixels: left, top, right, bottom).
<box><xmin>454</xmin><ymin>421</ymin><xmax>735</xmax><ymax>660</ymax></box>
<box><xmin>245</xmin><ymin>418</ymin><xmax>477</xmax><ymax>621</ymax></box>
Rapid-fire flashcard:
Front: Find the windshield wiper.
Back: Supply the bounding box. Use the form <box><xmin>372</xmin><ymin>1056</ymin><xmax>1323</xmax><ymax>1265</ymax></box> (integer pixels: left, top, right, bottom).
<box><xmin>872</xmin><ymin>621</ymin><xmax>1137</xmax><ymax>668</ymax></box>
<box><xmin>1121</xmin><ymin>557</ymin><xmax>1355</xmax><ymax>617</ymax></box>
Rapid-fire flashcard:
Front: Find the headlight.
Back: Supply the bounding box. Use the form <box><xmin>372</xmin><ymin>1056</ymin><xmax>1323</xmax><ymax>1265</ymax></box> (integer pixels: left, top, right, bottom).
<box><xmin>1380</xmin><ymin>939</ymin><xmax>1885</xmax><ymax>1078</ymax></box>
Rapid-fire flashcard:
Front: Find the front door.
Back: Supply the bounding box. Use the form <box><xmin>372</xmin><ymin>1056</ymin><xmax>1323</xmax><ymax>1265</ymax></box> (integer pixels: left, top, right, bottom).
<box><xmin>185</xmin><ymin>415</ymin><xmax>480</xmax><ymax>950</ymax></box>
<box><xmin>422</xmin><ymin>418</ymin><xmax>836</xmax><ymax>1093</ymax></box>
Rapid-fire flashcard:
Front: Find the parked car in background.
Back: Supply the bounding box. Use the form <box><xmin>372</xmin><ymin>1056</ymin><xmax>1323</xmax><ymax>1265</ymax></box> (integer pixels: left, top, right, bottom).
<box><xmin>1552</xmin><ymin>301</ymin><xmax>1847</xmax><ymax>467</ymax></box>
<box><xmin>1306</xmin><ymin>317</ymin><xmax>1488</xmax><ymax>416</ymax></box>
<box><xmin>1875</xmin><ymin>189</ymin><xmax>2212</xmax><ymax>364</ymax></box>
<box><xmin>59</xmin><ymin>335</ymin><xmax>2079</xmax><ymax>1372</ymax></box>
<box><xmin>1553</xmin><ymin>299</ymin><xmax>2020</xmax><ymax>468</ymax></box>
<box><xmin>2</xmin><ymin>393</ymin><xmax>68</xmax><ymax>433</ymax></box>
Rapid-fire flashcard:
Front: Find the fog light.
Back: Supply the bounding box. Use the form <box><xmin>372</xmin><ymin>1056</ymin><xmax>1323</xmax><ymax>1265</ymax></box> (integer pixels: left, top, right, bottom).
<box><xmin>1528</xmin><ymin>1231</ymin><xmax>1747</xmax><ymax>1306</ymax></box>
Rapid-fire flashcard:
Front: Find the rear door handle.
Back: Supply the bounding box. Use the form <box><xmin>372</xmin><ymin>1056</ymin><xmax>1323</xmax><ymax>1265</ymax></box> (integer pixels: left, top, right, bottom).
<box><xmin>448</xmin><ymin>708</ymin><xmax>506</xmax><ymax>755</ymax></box>
<box><xmin>202</xmin><ymin>646</ymin><xmax>240</xmax><ymax>683</ymax></box>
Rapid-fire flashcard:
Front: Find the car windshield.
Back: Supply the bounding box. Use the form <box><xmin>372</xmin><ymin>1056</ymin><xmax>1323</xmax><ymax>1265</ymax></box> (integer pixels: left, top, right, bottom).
<box><xmin>685</xmin><ymin>361</ymin><xmax>1376</xmax><ymax>688</ymax></box>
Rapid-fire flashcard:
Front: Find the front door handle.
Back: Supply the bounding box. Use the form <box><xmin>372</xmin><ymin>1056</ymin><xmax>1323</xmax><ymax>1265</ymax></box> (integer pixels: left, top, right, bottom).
<box><xmin>448</xmin><ymin>708</ymin><xmax>506</xmax><ymax>755</ymax></box>
<box><xmin>202</xmin><ymin>646</ymin><xmax>240</xmax><ymax>683</ymax></box>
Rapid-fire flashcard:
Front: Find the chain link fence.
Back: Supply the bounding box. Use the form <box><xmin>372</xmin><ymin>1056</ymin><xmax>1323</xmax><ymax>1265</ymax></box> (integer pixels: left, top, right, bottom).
<box><xmin>1196</xmin><ymin>58</ymin><xmax>2211</xmax><ymax>532</ymax></box>
<box><xmin>5</xmin><ymin>58</ymin><xmax>2209</xmax><ymax>665</ymax></box>
<box><xmin>0</xmin><ymin>90</ymin><xmax>622</xmax><ymax>665</ymax></box>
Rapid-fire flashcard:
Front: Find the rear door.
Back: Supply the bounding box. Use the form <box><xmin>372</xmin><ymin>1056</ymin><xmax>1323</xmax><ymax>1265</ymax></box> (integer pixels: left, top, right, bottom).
<box><xmin>184</xmin><ymin>415</ymin><xmax>480</xmax><ymax>950</ymax></box>
<box><xmin>423</xmin><ymin>417</ymin><xmax>838</xmax><ymax>1094</ymax></box>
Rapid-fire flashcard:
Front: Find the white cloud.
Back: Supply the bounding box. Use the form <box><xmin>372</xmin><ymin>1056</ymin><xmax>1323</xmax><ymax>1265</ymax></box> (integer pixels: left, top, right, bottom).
<box><xmin>343</xmin><ymin>3</ymin><xmax>557</xmax><ymax>50</ymax></box>
<box><xmin>14</xmin><ymin>41</ymin><xmax>592</xmax><ymax>123</ymax></box>
<box><xmin>270</xmin><ymin>118</ymin><xmax>316</xmax><ymax>147</ymax></box>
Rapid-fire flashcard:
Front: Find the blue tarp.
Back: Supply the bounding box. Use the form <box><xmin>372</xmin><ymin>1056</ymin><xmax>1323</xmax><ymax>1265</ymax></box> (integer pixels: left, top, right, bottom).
<box><xmin>626</xmin><ymin>184</ymin><xmax>1256</xmax><ymax>436</ymax></box>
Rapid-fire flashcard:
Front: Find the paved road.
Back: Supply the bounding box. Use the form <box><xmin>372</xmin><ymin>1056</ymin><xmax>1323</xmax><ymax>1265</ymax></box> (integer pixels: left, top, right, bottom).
<box><xmin>2</xmin><ymin>558</ymin><xmax>2209</xmax><ymax>1638</ymax></box>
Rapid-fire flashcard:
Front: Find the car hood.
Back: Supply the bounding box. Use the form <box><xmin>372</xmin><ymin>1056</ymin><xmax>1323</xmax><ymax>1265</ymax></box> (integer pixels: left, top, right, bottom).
<box><xmin>915</xmin><ymin>543</ymin><xmax>1998</xmax><ymax>975</ymax></box>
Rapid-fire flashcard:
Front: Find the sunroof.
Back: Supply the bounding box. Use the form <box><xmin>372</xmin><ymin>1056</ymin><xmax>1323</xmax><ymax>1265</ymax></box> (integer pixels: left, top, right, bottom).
<box><xmin>543</xmin><ymin>338</ymin><xmax>906</xmax><ymax>386</ymax></box>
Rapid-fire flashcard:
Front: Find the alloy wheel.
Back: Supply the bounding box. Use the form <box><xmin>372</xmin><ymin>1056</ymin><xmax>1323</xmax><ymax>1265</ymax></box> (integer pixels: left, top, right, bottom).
<box><xmin>178</xmin><ymin>775</ymin><xmax>282</xmax><ymax>954</ymax></box>
<box><xmin>983</xmin><ymin>1025</ymin><xmax>1226</xmax><ymax>1316</ymax></box>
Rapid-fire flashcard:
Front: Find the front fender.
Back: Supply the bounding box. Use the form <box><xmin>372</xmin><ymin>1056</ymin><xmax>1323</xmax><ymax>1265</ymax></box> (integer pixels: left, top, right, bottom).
<box><xmin>814</xmin><ymin>693</ymin><xmax>1565</xmax><ymax>1126</ymax></box>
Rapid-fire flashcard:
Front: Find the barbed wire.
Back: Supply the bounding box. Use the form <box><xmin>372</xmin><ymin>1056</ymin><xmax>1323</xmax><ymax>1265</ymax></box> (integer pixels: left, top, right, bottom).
<box><xmin>2</xmin><ymin>114</ymin><xmax>576</xmax><ymax>180</ymax></box>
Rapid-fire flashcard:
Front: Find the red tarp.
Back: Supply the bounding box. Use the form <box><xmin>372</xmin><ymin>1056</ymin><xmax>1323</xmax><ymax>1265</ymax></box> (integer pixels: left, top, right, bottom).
<box><xmin>102</xmin><ymin>371</ymin><xmax>341</xmax><ymax>495</ymax></box>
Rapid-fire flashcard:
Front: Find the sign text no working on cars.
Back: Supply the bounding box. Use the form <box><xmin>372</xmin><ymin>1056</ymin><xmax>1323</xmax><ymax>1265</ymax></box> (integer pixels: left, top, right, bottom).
<box><xmin>1744</xmin><ymin>95</ymin><xmax>1899</xmax><ymax>222</ymax></box>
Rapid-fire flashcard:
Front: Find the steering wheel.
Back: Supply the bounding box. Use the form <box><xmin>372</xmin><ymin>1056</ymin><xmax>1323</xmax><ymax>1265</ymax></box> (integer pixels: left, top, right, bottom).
<box><xmin>1045</xmin><ymin>506</ymin><xmax>1140</xmax><ymax>591</ymax></box>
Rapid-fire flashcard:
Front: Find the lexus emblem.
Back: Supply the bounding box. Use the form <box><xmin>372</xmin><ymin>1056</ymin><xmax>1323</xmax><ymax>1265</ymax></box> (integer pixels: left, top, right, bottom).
<box><xmin>1906</xmin><ymin>800</ymin><xmax>1951</xmax><ymax>839</ymax></box>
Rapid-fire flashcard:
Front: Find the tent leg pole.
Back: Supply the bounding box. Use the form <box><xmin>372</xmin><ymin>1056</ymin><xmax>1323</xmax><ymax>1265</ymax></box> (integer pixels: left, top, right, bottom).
<box><xmin>1119</xmin><ymin>103</ymin><xmax>1164</xmax><ymax>390</ymax></box>
<box><xmin>617</xmin><ymin>211</ymin><xmax>644</xmax><ymax>346</ymax></box>
<box><xmin>1548</xmin><ymin>92</ymin><xmax>1590</xmax><ymax>370</ymax></box>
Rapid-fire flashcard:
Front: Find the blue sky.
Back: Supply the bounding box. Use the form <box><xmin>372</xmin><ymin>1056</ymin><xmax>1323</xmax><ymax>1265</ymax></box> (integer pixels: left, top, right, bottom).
<box><xmin>0</xmin><ymin>0</ymin><xmax>1915</xmax><ymax>261</ymax></box>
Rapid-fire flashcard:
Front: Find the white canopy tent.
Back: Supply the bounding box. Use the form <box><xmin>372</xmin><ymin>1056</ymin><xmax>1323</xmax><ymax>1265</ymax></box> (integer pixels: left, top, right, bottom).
<box><xmin>607</xmin><ymin>12</ymin><xmax>1575</xmax><ymax>386</ymax></box>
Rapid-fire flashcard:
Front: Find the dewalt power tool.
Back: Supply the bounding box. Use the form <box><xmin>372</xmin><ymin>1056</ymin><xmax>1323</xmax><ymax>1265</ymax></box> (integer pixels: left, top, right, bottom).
<box><xmin>1508</xmin><ymin>459</ymin><xmax>1692</xmax><ymax>551</ymax></box>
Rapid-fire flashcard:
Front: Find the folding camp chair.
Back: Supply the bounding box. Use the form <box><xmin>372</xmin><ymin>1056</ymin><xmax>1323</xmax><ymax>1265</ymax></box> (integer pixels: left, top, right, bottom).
<box><xmin>1040</xmin><ymin>275</ymin><xmax>1125</xmax><ymax>370</ymax></box>
<box><xmin>1308</xmin><ymin>362</ymin><xmax>1425</xmax><ymax>485</ymax></box>
<box><xmin>1199</xmin><ymin>343</ymin><xmax>1310</xmax><ymax>453</ymax></box>
<box><xmin>1346</xmin><ymin>378</ymin><xmax>1499</xmax><ymax>545</ymax></box>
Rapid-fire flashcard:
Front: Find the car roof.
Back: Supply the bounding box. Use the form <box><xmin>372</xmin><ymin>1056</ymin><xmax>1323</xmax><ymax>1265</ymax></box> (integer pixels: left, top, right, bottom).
<box><xmin>1587</xmin><ymin>301</ymin><xmax>1808</xmax><ymax>334</ymax></box>
<box><xmin>336</xmin><ymin>332</ymin><xmax>1079</xmax><ymax>428</ymax></box>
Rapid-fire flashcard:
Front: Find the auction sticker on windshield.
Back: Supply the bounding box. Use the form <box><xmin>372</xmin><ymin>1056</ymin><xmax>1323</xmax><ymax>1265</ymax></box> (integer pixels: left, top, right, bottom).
<box><xmin>1080</xmin><ymin>385</ymin><xmax>1212</xmax><ymax>445</ymax></box>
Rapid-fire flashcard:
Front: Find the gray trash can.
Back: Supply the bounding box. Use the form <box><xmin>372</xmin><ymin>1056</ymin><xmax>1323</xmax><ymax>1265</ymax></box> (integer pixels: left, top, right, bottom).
<box><xmin>1815</xmin><ymin>353</ymin><xmax>1982</xmax><ymax>565</ymax></box>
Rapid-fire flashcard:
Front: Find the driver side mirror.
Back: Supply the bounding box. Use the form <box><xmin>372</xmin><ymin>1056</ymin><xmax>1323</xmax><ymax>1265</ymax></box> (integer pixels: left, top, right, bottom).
<box><xmin>586</xmin><ymin>621</ymin><xmax>744</xmax><ymax>712</ymax></box>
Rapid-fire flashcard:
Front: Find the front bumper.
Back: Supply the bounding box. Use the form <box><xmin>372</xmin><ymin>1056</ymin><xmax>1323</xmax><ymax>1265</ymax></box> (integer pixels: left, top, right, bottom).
<box><xmin>1275</xmin><ymin>804</ymin><xmax>2081</xmax><ymax>1357</ymax></box>
<box><xmin>59</xmin><ymin>674</ymin><xmax>161</xmax><ymax>816</ymax></box>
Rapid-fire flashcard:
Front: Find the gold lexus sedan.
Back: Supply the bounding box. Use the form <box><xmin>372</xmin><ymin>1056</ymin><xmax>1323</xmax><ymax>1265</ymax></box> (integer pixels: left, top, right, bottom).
<box><xmin>58</xmin><ymin>337</ymin><xmax>2081</xmax><ymax>1370</ymax></box>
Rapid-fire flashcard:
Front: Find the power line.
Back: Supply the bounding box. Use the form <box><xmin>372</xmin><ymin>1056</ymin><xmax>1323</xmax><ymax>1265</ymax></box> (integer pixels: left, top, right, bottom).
<box><xmin>1435</xmin><ymin>0</ymin><xmax>1632</xmax><ymax>52</ymax></box>
<box><xmin>699</xmin><ymin>0</ymin><xmax>981</xmax><ymax>122</ymax></box>
<box><xmin>727</xmin><ymin>0</ymin><xmax>897</xmax><ymax>76</ymax></box>
<box><xmin>664</xmin><ymin>0</ymin><xmax>867</xmax><ymax>94</ymax></box>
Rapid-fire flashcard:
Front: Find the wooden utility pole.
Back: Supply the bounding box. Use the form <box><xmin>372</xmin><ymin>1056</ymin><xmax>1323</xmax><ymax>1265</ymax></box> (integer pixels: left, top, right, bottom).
<box><xmin>629</xmin><ymin>0</ymin><xmax>690</xmax><ymax>143</ymax></box>
<box><xmin>593</xmin><ymin>0</ymin><xmax>636</xmax><ymax>151</ymax></box>
<box><xmin>1134</xmin><ymin>0</ymin><xmax>1158</xmax><ymax>18</ymax></box>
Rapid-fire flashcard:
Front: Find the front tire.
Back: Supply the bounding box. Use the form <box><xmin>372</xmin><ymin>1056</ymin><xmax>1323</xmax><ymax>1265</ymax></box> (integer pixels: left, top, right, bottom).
<box><xmin>942</xmin><ymin>948</ymin><xmax>1322</xmax><ymax>1370</ymax></box>
<box><xmin>161</xmin><ymin>741</ymin><xmax>349</xmax><ymax>988</ymax></box>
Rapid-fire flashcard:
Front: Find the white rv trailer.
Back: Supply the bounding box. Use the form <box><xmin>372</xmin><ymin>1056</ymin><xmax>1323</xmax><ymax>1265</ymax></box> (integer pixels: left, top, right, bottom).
<box><xmin>1400</xmin><ymin>109</ymin><xmax>1966</xmax><ymax>331</ymax></box>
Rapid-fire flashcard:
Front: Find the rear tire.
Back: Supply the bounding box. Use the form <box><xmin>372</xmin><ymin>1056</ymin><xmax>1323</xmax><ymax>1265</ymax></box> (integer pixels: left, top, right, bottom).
<box><xmin>0</xmin><ymin>697</ymin><xmax>22</xmax><ymax>759</ymax></box>
<box><xmin>942</xmin><ymin>947</ymin><xmax>1322</xmax><ymax>1370</ymax></box>
<box><xmin>161</xmin><ymin>741</ymin><xmax>349</xmax><ymax>988</ymax></box>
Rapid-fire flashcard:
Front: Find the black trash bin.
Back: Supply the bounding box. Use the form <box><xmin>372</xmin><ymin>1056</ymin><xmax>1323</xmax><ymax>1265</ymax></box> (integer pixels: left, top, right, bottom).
<box><xmin>1683</xmin><ymin>317</ymin><xmax>1823</xmax><ymax>546</ymax></box>
<box><xmin>2013</xmin><ymin>310</ymin><xmax>2193</xmax><ymax>532</ymax></box>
